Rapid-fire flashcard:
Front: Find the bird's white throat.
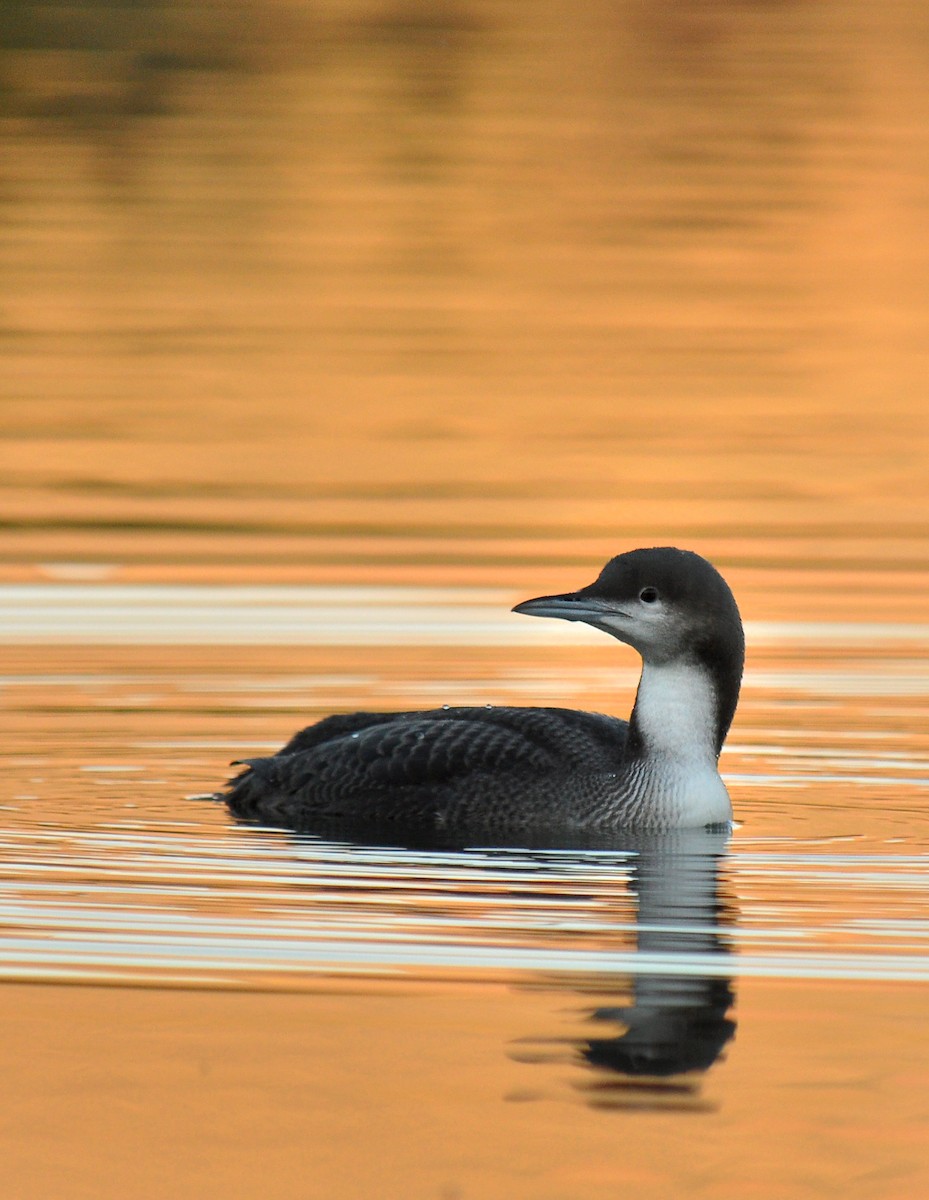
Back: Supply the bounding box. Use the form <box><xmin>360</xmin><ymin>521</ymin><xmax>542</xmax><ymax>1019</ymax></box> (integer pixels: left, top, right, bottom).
<box><xmin>632</xmin><ymin>660</ymin><xmax>721</xmax><ymax>765</ymax></box>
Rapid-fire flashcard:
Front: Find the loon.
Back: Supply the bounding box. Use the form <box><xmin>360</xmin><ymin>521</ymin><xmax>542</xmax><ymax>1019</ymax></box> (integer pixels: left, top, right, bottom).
<box><xmin>222</xmin><ymin>547</ymin><xmax>744</xmax><ymax>836</ymax></box>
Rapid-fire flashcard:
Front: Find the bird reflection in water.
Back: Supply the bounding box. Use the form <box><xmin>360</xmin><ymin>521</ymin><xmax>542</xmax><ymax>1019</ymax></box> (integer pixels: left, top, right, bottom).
<box><xmin>509</xmin><ymin>829</ymin><xmax>736</xmax><ymax>1112</ymax></box>
<box><xmin>282</xmin><ymin>820</ymin><xmax>737</xmax><ymax>1112</ymax></box>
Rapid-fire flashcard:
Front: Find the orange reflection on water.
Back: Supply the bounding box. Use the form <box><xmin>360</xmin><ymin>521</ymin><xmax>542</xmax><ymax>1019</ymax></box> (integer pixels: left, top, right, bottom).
<box><xmin>1</xmin><ymin>2</ymin><xmax>928</xmax><ymax>583</ymax></box>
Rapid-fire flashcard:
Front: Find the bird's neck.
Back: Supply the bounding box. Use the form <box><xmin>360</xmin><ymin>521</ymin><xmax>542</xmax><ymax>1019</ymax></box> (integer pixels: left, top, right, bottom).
<box><xmin>626</xmin><ymin>660</ymin><xmax>723</xmax><ymax>767</ymax></box>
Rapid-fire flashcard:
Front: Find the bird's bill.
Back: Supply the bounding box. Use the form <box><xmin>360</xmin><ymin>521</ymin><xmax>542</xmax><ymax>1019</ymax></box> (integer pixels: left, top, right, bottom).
<box><xmin>512</xmin><ymin>591</ymin><xmax>630</xmax><ymax>624</ymax></box>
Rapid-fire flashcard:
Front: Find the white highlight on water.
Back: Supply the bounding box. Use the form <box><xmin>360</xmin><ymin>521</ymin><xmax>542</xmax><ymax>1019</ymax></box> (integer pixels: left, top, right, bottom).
<box><xmin>2</xmin><ymin>584</ymin><xmax>929</xmax><ymax>646</ymax></box>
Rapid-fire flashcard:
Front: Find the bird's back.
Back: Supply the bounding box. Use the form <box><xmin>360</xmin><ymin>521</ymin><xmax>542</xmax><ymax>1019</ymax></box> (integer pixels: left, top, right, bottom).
<box><xmin>224</xmin><ymin>705</ymin><xmax>629</xmax><ymax>833</ymax></box>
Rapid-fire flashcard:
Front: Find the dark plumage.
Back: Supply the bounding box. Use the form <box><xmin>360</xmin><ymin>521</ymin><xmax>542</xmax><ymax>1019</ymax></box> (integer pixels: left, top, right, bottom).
<box><xmin>222</xmin><ymin>547</ymin><xmax>744</xmax><ymax>837</ymax></box>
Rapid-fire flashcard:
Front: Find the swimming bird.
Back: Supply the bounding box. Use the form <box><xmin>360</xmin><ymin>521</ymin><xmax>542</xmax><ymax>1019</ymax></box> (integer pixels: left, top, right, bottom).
<box><xmin>222</xmin><ymin>547</ymin><xmax>743</xmax><ymax>836</ymax></box>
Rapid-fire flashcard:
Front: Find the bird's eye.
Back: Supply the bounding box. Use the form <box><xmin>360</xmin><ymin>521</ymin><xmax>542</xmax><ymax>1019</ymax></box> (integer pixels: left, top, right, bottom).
<box><xmin>639</xmin><ymin>587</ymin><xmax>659</xmax><ymax>604</ymax></box>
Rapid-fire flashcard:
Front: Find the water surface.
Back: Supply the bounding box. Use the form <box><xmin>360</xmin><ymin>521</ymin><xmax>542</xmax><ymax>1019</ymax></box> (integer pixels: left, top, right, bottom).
<box><xmin>3</xmin><ymin>594</ymin><xmax>929</xmax><ymax>1197</ymax></box>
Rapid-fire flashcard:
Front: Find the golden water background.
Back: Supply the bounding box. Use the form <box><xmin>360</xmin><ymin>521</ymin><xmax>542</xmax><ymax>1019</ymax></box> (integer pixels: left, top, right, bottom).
<box><xmin>3</xmin><ymin>0</ymin><xmax>929</xmax><ymax>600</ymax></box>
